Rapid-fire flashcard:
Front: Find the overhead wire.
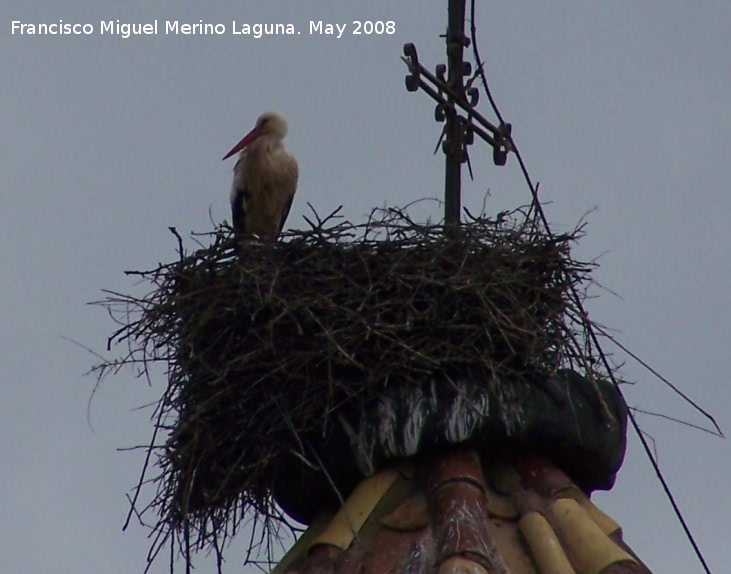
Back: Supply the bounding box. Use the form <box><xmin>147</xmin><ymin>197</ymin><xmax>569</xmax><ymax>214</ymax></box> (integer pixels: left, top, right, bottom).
<box><xmin>467</xmin><ymin>1</ymin><xmax>715</xmax><ymax>572</ymax></box>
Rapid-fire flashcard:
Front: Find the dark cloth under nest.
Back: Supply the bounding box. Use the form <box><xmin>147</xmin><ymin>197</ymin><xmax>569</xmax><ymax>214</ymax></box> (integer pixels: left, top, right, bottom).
<box><xmin>272</xmin><ymin>368</ymin><xmax>627</xmax><ymax>524</ymax></box>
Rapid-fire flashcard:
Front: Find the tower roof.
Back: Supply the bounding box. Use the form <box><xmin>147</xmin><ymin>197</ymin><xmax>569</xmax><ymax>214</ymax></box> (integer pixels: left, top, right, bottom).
<box><xmin>273</xmin><ymin>450</ymin><xmax>652</xmax><ymax>574</ymax></box>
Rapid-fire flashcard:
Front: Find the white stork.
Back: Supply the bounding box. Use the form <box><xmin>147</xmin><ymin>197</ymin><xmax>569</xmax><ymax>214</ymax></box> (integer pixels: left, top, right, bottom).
<box><xmin>223</xmin><ymin>111</ymin><xmax>299</xmax><ymax>240</ymax></box>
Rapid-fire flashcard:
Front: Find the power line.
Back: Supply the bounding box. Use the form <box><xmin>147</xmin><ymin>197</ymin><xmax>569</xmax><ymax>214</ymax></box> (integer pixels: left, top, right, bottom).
<box><xmin>467</xmin><ymin>2</ymin><xmax>714</xmax><ymax>572</ymax></box>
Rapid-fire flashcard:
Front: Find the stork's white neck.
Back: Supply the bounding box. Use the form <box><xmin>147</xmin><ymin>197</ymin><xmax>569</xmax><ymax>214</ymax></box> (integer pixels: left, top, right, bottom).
<box><xmin>253</xmin><ymin>134</ymin><xmax>286</xmax><ymax>156</ymax></box>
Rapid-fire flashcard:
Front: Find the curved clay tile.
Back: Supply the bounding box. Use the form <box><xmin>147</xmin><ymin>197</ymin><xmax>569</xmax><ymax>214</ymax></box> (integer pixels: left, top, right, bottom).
<box><xmin>272</xmin><ymin>450</ymin><xmax>652</xmax><ymax>574</ymax></box>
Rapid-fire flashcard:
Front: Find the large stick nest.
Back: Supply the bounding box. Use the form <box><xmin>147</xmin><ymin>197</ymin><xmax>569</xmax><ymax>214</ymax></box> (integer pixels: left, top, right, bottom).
<box><xmin>94</xmin><ymin>205</ymin><xmax>601</xmax><ymax>566</ymax></box>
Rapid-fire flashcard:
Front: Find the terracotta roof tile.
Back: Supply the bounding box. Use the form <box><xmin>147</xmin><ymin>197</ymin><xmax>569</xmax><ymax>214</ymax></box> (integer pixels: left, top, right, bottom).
<box><xmin>273</xmin><ymin>450</ymin><xmax>652</xmax><ymax>574</ymax></box>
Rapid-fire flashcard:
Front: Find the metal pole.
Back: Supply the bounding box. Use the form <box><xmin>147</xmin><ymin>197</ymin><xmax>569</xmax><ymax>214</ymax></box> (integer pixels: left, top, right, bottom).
<box><xmin>444</xmin><ymin>0</ymin><xmax>467</xmax><ymax>229</ymax></box>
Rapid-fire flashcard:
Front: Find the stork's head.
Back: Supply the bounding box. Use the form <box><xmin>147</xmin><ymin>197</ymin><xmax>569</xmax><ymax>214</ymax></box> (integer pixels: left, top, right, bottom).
<box><xmin>222</xmin><ymin>111</ymin><xmax>289</xmax><ymax>160</ymax></box>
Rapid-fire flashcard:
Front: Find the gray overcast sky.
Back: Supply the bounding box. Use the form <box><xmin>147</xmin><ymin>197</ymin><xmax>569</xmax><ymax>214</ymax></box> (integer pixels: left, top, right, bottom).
<box><xmin>2</xmin><ymin>1</ymin><xmax>729</xmax><ymax>572</ymax></box>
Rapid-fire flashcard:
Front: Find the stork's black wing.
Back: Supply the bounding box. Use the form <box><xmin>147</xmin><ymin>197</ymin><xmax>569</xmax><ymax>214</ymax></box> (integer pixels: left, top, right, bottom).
<box><xmin>278</xmin><ymin>194</ymin><xmax>295</xmax><ymax>236</ymax></box>
<box><xmin>231</xmin><ymin>187</ymin><xmax>248</xmax><ymax>234</ymax></box>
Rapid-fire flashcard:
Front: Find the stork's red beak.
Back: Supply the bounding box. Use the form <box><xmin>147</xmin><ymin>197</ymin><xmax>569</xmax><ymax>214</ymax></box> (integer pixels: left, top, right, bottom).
<box><xmin>222</xmin><ymin>126</ymin><xmax>262</xmax><ymax>160</ymax></box>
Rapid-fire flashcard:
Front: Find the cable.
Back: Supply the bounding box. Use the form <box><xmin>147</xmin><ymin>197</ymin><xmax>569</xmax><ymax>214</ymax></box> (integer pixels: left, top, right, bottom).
<box><xmin>468</xmin><ymin>2</ymin><xmax>714</xmax><ymax>572</ymax></box>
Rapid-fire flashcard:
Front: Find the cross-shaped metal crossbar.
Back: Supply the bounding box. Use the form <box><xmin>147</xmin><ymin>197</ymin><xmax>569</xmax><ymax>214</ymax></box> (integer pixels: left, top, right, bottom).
<box><xmin>401</xmin><ymin>0</ymin><xmax>512</xmax><ymax>228</ymax></box>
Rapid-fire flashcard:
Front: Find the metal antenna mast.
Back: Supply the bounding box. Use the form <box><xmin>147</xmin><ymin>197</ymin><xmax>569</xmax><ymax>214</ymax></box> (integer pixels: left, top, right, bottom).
<box><xmin>444</xmin><ymin>0</ymin><xmax>468</xmax><ymax>228</ymax></box>
<box><xmin>403</xmin><ymin>0</ymin><xmax>511</xmax><ymax>230</ymax></box>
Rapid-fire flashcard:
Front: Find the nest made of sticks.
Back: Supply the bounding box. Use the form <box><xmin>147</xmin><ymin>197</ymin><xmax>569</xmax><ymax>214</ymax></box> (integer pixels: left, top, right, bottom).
<box><xmin>94</xmin><ymin>204</ymin><xmax>601</xmax><ymax>566</ymax></box>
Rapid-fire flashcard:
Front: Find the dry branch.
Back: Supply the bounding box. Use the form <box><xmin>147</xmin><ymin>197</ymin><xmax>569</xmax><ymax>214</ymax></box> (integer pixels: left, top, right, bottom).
<box><xmin>93</xmin><ymin>204</ymin><xmax>604</xmax><ymax>568</ymax></box>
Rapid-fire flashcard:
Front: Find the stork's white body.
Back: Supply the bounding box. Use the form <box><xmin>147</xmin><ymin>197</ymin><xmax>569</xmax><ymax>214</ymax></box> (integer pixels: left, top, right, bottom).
<box><xmin>224</xmin><ymin>112</ymin><xmax>298</xmax><ymax>240</ymax></box>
